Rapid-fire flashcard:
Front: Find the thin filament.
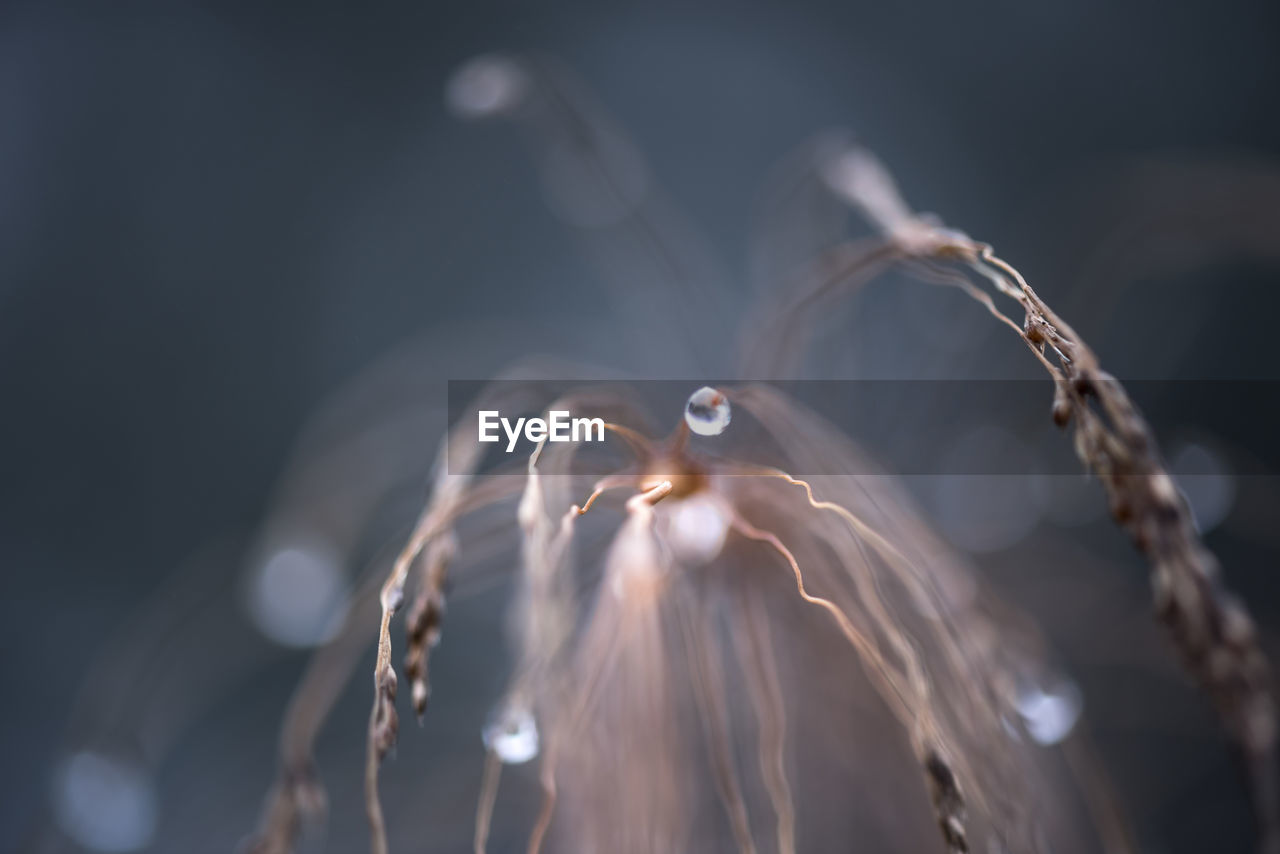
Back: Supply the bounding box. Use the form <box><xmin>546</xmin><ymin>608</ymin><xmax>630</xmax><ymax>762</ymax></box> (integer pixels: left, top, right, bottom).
<box><xmin>729</xmin><ymin>513</ymin><xmax>913</xmax><ymax>725</ymax></box>
<box><xmin>474</xmin><ymin>749</ymin><xmax>503</xmax><ymax>854</ymax></box>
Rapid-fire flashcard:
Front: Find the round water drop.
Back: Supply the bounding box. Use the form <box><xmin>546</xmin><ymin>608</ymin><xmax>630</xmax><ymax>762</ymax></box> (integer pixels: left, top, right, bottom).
<box><xmin>1016</xmin><ymin>676</ymin><xmax>1082</xmax><ymax>746</ymax></box>
<box><xmin>247</xmin><ymin>541</ymin><xmax>350</xmax><ymax>649</ymax></box>
<box><xmin>483</xmin><ymin>703</ymin><xmax>539</xmax><ymax>764</ymax></box>
<box><xmin>445</xmin><ymin>55</ymin><xmax>529</xmax><ymax>119</ymax></box>
<box><xmin>685</xmin><ymin>387</ymin><xmax>730</xmax><ymax>436</ymax></box>
<box><xmin>54</xmin><ymin>751</ymin><xmax>157</xmax><ymax>853</ymax></box>
<box><xmin>668</xmin><ymin>493</ymin><xmax>730</xmax><ymax>565</ymax></box>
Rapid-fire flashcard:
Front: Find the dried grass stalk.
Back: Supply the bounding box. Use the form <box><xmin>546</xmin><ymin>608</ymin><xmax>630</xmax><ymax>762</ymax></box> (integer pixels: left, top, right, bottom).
<box><xmin>821</xmin><ymin>142</ymin><xmax>1279</xmax><ymax>852</ymax></box>
<box><xmin>241</xmin><ymin>94</ymin><xmax>1274</xmax><ymax>852</ymax></box>
<box><xmin>243</xmin><ymin>479</ymin><xmax>521</xmax><ymax>854</ymax></box>
<box><xmin>404</xmin><ymin>532</ymin><xmax>458</xmax><ymax>719</ymax></box>
<box><xmin>924</xmin><ymin>748</ymin><xmax>969</xmax><ymax>854</ymax></box>
<box><xmin>728</xmin><ymin>480</ymin><xmax>980</xmax><ymax>852</ymax></box>
<box><xmin>366</xmin><ymin>432</ymin><xmax>484</xmax><ymax>854</ymax></box>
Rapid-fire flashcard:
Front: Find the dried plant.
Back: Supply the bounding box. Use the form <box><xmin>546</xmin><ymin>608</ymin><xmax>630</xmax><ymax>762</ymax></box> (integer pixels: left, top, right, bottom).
<box><xmin>806</xmin><ymin>141</ymin><xmax>1279</xmax><ymax>851</ymax></box>
<box><xmin>232</xmin><ymin>54</ymin><xmax>1278</xmax><ymax>854</ymax></box>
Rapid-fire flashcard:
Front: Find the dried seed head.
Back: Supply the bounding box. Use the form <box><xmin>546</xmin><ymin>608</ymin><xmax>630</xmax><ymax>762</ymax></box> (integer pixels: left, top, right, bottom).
<box><xmin>405</xmin><ymin>586</ymin><xmax>446</xmax><ymax>718</ymax></box>
<box><xmin>373</xmin><ymin>668</ymin><xmax>399</xmax><ymax>761</ymax></box>
<box><xmin>924</xmin><ymin>749</ymin><xmax>968</xmax><ymax>853</ymax></box>
<box><xmin>1071</xmin><ymin>372</ymin><xmax>1095</xmax><ymax>397</ymax></box>
<box><xmin>1051</xmin><ymin>385</ymin><xmax>1073</xmax><ymax>428</ymax></box>
<box><xmin>286</xmin><ymin>762</ymin><xmax>327</xmax><ymax>818</ymax></box>
<box><xmin>404</xmin><ymin>534</ymin><xmax>456</xmax><ymax>719</ymax></box>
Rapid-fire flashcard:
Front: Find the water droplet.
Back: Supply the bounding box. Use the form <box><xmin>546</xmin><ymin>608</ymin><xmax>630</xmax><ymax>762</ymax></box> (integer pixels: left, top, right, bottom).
<box><xmin>483</xmin><ymin>703</ymin><xmax>539</xmax><ymax>764</ymax></box>
<box><xmin>247</xmin><ymin>540</ymin><xmax>349</xmax><ymax>648</ymax></box>
<box><xmin>54</xmin><ymin>751</ymin><xmax>157</xmax><ymax>852</ymax></box>
<box><xmin>445</xmin><ymin>55</ymin><xmax>529</xmax><ymax>119</ymax></box>
<box><xmin>685</xmin><ymin>387</ymin><xmax>730</xmax><ymax>437</ymax></box>
<box><xmin>1016</xmin><ymin>676</ymin><xmax>1082</xmax><ymax>746</ymax></box>
<box><xmin>667</xmin><ymin>493</ymin><xmax>730</xmax><ymax>565</ymax></box>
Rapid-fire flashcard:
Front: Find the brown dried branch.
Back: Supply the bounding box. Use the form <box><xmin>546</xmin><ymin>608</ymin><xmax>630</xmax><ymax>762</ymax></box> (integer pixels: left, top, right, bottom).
<box><xmin>243</xmin><ymin>487</ymin><xmax>522</xmax><ymax>854</ymax></box>
<box><xmin>241</xmin><ymin>762</ymin><xmax>326</xmax><ymax>854</ymax></box>
<box><xmin>367</xmin><ymin>391</ymin><xmax>637</xmax><ymax>854</ymax></box>
<box><xmin>728</xmin><ymin>582</ymin><xmax>796</xmax><ymax>854</ymax></box>
<box><xmin>404</xmin><ymin>532</ymin><xmax>458</xmax><ymax>720</ymax></box>
<box><xmin>363</xmin><ymin>399</ymin><xmax>542</xmax><ymax>854</ymax></box>
<box><xmin>676</xmin><ymin>587</ymin><xmax>757</xmax><ymax>854</ymax></box>
<box><xmin>525</xmin><ymin>477</ymin><xmax>676</xmax><ymax>854</ymax></box>
<box><xmin>366</xmin><ymin>459</ymin><xmax>476</xmax><ymax>854</ymax></box>
<box><xmin>825</xmin><ymin>141</ymin><xmax>1279</xmax><ymax>853</ymax></box>
<box><xmin>924</xmin><ymin>748</ymin><xmax>969</xmax><ymax>854</ymax></box>
<box><xmin>731</xmin><ymin>499</ymin><xmax>980</xmax><ymax>853</ymax></box>
<box><xmin>974</xmin><ymin>246</ymin><xmax>1279</xmax><ymax>853</ymax></box>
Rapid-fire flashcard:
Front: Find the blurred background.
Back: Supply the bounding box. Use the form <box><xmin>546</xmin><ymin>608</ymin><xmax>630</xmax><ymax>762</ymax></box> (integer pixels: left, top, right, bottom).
<box><xmin>2</xmin><ymin>0</ymin><xmax>1279</xmax><ymax>852</ymax></box>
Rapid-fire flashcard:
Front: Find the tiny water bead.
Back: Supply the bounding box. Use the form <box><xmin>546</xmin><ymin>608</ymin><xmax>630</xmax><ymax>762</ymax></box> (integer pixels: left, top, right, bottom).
<box><xmin>684</xmin><ymin>386</ymin><xmax>731</xmax><ymax>437</ymax></box>
<box><xmin>445</xmin><ymin>54</ymin><xmax>529</xmax><ymax>119</ymax></box>
<box><xmin>247</xmin><ymin>540</ymin><xmax>350</xmax><ymax>649</ymax></box>
<box><xmin>482</xmin><ymin>702</ymin><xmax>540</xmax><ymax>764</ymax></box>
<box><xmin>54</xmin><ymin>751</ymin><xmax>157</xmax><ymax>853</ymax></box>
<box><xmin>668</xmin><ymin>492</ymin><xmax>730</xmax><ymax>566</ymax></box>
<box><xmin>1015</xmin><ymin>675</ymin><xmax>1083</xmax><ymax>746</ymax></box>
